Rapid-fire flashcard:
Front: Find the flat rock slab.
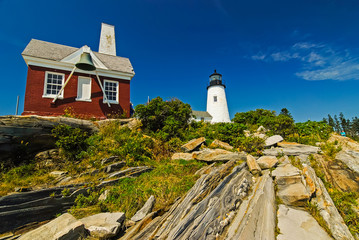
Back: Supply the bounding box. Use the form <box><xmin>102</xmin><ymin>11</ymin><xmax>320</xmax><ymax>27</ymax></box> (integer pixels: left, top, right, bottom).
<box><xmin>277</xmin><ymin>182</ymin><xmax>310</xmax><ymax>206</ymax></box>
<box><xmin>193</xmin><ymin>148</ymin><xmax>245</xmax><ymax>162</ymax></box>
<box><xmin>107</xmin><ymin>166</ymin><xmax>152</xmax><ymax>179</ymax></box>
<box><xmin>336</xmin><ymin>150</ymin><xmax>359</xmax><ymax>175</ymax></box>
<box><xmin>181</xmin><ymin>137</ymin><xmax>205</xmax><ymax>152</ymax></box>
<box><xmin>210</xmin><ymin>139</ymin><xmax>233</xmax><ymax>150</ymax></box>
<box><xmin>256</xmin><ymin>156</ymin><xmax>278</xmax><ymax>169</ymax></box>
<box><xmin>80</xmin><ymin>212</ymin><xmax>125</xmax><ymax>239</ymax></box>
<box><xmin>103</xmin><ymin>161</ymin><xmax>126</xmax><ymax>173</ymax></box>
<box><xmin>277</xmin><ymin>204</ymin><xmax>332</xmax><ymax>240</ymax></box>
<box><xmin>264</xmin><ymin>143</ymin><xmax>320</xmax><ymax>156</ymax></box>
<box><xmin>225</xmin><ymin>170</ymin><xmax>276</xmax><ymax>240</ymax></box>
<box><xmin>131</xmin><ymin>195</ymin><xmax>156</xmax><ymax>222</ymax></box>
<box><xmin>171</xmin><ymin>153</ymin><xmax>194</xmax><ymax>161</ymax></box>
<box><xmin>272</xmin><ymin>163</ymin><xmax>302</xmax><ymax>185</ymax></box>
<box><xmin>18</xmin><ymin>213</ymin><xmax>85</xmax><ymax>240</ymax></box>
<box><xmin>264</xmin><ymin>135</ymin><xmax>283</xmax><ymax>147</ymax></box>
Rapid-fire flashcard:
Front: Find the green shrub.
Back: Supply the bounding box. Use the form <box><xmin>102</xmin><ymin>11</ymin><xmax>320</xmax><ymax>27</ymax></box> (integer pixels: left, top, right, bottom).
<box><xmin>52</xmin><ymin>125</ymin><xmax>89</xmax><ymax>160</ymax></box>
<box><xmin>232</xmin><ymin>109</ymin><xmax>294</xmax><ymax>137</ymax></box>
<box><xmin>135</xmin><ymin>97</ymin><xmax>192</xmax><ymax>140</ymax></box>
<box><xmin>287</xmin><ymin>121</ymin><xmax>333</xmax><ymax>145</ymax></box>
<box><xmin>234</xmin><ymin>136</ymin><xmax>265</xmax><ymax>155</ymax></box>
<box><xmin>85</xmin><ymin>126</ymin><xmax>154</xmax><ymax>166</ymax></box>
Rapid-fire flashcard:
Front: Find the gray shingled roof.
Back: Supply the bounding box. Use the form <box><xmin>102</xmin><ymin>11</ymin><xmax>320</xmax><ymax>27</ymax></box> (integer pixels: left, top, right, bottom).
<box><xmin>192</xmin><ymin>111</ymin><xmax>212</xmax><ymax>118</ymax></box>
<box><xmin>22</xmin><ymin>39</ymin><xmax>134</xmax><ymax>74</ymax></box>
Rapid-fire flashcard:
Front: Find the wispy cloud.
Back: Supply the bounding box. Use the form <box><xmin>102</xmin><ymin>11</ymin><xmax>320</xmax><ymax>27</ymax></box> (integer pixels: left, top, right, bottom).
<box><xmin>251</xmin><ymin>41</ymin><xmax>359</xmax><ymax>81</ymax></box>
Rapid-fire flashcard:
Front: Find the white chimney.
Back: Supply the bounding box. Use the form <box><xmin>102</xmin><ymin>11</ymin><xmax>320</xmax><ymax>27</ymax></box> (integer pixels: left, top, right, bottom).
<box><xmin>99</xmin><ymin>23</ymin><xmax>116</xmax><ymax>56</ymax></box>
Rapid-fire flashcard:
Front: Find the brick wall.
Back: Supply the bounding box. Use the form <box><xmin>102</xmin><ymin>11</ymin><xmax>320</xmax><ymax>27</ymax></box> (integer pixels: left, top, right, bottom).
<box><xmin>23</xmin><ymin>65</ymin><xmax>131</xmax><ymax>119</ymax></box>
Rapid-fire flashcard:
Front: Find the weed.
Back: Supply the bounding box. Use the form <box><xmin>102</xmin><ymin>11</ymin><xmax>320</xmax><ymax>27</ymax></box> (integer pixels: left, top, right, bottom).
<box><xmin>305</xmin><ymin>201</ymin><xmax>332</xmax><ymax>236</ymax></box>
<box><xmin>321</xmin><ymin>142</ymin><xmax>342</xmax><ymax>160</ymax></box>
<box><xmin>61</xmin><ymin>188</ymin><xmax>70</xmax><ymax>197</ymax></box>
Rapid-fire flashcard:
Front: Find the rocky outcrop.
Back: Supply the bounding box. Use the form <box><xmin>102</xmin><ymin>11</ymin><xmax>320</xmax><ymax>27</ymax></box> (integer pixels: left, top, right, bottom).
<box><xmin>193</xmin><ymin>148</ymin><xmax>246</xmax><ymax>162</ymax></box>
<box><xmin>107</xmin><ymin>166</ymin><xmax>153</xmax><ymax>179</ymax></box>
<box><xmin>315</xmin><ymin>153</ymin><xmax>359</xmax><ymax>192</ymax></box>
<box><xmin>264</xmin><ymin>142</ymin><xmax>320</xmax><ymax>156</ymax></box>
<box><xmin>18</xmin><ymin>213</ymin><xmax>85</xmax><ymax>240</ymax></box>
<box><xmin>80</xmin><ymin>212</ymin><xmax>125</xmax><ymax>239</ymax></box>
<box><xmin>0</xmin><ymin>115</ymin><xmax>98</xmax><ymax>165</ymax></box>
<box><xmin>246</xmin><ymin>154</ymin><xmax>261</xmax><ymax>175</ymax></box>
<box><xmin>256</xmin><ymin>156</ymin><xmax>278</xmax><ymax>169</ymax></box>
<box><xmin>272</xmin><ymin>163</ymin><xmax>310</xmax><ymax>206</ymax></box>
<box><xmin>103</xmin><ymin>161</ymin><xmax>126</xmax><ymax>173</ymax></box>
<box><xmin>264</xmin><ymin>135</ymin><xmax>283</xmax><ymax>147</ymax></box>
<box><xmin>131</xmin><ymin>195</ymin><xmax>156</xmax><ymax>222</ymax></box>
<box><xmin>120</xmin><ymin>160</ymin><xmax>252</xmax><ymax>239</ymax></box>
<box><xmin>0</xmin><ymin>185</ymin><xmax>87</xmax><ymax>233</ymax></box>
<box><xmin>303</xmin><ymin>164</ymin><xmax>354</xmax><ymax>240</ymax></box>
<box><xmin>277</xmin><ymin>204</ymin><xmax>332</xmax><ymax>240</ymax></box>
<box><xmin>181</xmin><ymin>137</ymin><xmax>206</xmax><ymax>152</ymax></box>
<box><xmin>336</xmin><ymin>150</ymin><xmax>359</xmax><ymax>175</ymax></box>
<box><xmin>225</xmin><ymin>170</ymin><xmax>276</xmax><ymax>240</ymax></box>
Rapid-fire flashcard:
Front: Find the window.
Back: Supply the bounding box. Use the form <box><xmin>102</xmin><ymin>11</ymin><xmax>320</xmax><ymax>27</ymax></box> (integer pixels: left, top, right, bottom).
<box><xmin>43</xmin><ymin>72</ymin><xmax>65</xmax><ymax>98</ymax></box>
<box><xmin>104</xmin><ymin>80</ymin><xmax>119</xmax><ymax>104</ymax></box>
<box><xmin>214</xmin><ymin>96</ymin><xmax>217</xmax><ymax>102</ymax></box>
<box><xmin>76</xmin><ymin>77</ymin><xmax>92</xmax><ymax>101</ymax></box>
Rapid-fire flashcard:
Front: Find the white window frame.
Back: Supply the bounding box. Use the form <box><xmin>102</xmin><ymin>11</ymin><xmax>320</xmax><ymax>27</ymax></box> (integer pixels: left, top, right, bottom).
<box><xmin>42</xmin><ymin>71</ymin><xmax>65</xmax><ymax>99</ymax></box>
<box><xmin>103</xmin><ymin>79</ymin><xmax>119</xmax><ymax>104</ymax></box>
<box><xmin>76</xmin><ymin>76</ymin><xmax>92</xmax><ymax>102</ymax></box>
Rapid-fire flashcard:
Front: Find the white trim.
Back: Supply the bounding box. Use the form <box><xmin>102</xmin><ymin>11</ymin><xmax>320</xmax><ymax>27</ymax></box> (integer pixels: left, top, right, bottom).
<box><xmin>23</xmin><ymin>55</ymin><xmax>135</xmax><ymax>80</ymax></box>
<box><xmin>103</xmin><ymin>79</ymin><xmax>119</xmax><ymax>104</ymax></box>
<box><xmin>76</xmin><ymin>76</ymin><xmax>92</xmax><ymax>102</ymax></box>
<box><xmin>43</xmin><ymin>71</ymin><xmax>65</xmax><ymax>98</ymax></box>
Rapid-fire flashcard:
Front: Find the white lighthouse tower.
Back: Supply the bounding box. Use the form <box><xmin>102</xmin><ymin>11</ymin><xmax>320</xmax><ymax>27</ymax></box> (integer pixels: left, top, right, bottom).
<box><xmin>206</xmin><ymin>70</ymin><xmax>231</xmax><ymax>123</ymax></box>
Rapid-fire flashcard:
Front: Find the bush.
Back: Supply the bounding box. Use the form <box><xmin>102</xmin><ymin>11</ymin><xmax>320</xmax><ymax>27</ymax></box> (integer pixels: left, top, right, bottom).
<box><xmin>135</xmin><ymin>97</ymin><xmax>192</xmax><ymax>140</ymax></box>
<box><xmin>287</xmin><ymin>121</ymin><xmax>333</xmax><ymax>145</ymax></box>
<box><xmin>52</xmin><ymin>125</ymin><xmax>89</xmax><ymax>160</ymax></box>
<box><xmin>85</xmin><ymin>125</ymin><xmax>154</xmax><ymax>166</ymax></box>
<box><xmin>232</xmin><ymin>109</ymin><xmax>294</xmax><ymax>137</ymax></box>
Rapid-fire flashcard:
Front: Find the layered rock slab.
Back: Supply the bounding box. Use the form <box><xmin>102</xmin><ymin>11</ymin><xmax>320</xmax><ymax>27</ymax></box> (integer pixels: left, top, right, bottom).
<box><xmin>18</xmin><ymin>213</ymin><xmax>85</xmax><ymax>240</ymax></box>
<box><xmin>181</xmin><ymin>137</ymin><xmax>205</xmax><ymax>152</ymax></box>
<box><xmin>277</xmin><ymin>204</ymin><xmax>332</xmax><ymax>240</ymax></box>
<box><xmin>131</xmin><ymin>195</ymin><xmax>156</xmax><ymax>222</ymax></box>
<box><xmin>225</xmin><ymin>170</ymin><xmax>276</xmax><ymax>240</ymax></box>
<box><xmin>193</xmin><ymin>148</ymin><xmax>246</xmax><ymax>162</ymax></box>
<box><xmin>303</xmin><ymin>164</ymin><xmax>354</xmax><ymax>240</ymax></box>
<box><xmin>120</xmin><ymin>160</ymin><xmax>252</xmax><ymax>240</ymax></box>
<box><xmin>272</xmin><ymin>163</ymin><xmax>310</xmax><ymax>206</ymax></box>
<box><xmin>80</xmin><ymin>212</ymin><xmax>125</xmax><ymax>239</ymax></box>
<box><xmin>264</xmin><ymin>142</ymin><xmax>320</xmax><ymax>156</ymax></box>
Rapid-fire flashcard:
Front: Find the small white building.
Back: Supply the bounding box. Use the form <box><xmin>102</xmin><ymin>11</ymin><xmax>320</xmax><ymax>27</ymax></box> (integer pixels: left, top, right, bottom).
<box><xmin>192</xmin><ymin>110</ymin><xmax>212</xmax><ymax>122</ymax></box>
<box><xmin>206</xmin><ymin>70</ymin><xmax>231</xmax><ymax>123</ymax></box>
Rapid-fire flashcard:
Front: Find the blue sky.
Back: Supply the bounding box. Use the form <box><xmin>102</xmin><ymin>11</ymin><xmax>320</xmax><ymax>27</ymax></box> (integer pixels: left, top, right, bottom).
<box><xmin>1</xmin><ymin>0</ymin><xmax>359</xmax><ymax>122</ymax></box>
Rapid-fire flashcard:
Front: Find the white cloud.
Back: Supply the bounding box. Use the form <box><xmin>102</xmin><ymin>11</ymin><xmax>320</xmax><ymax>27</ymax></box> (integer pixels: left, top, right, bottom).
<box><xmin>296</xmin><ymin>59</ymin><xmax>359</xmax><ymax>81</ymax></box>
<box><xmin>251</xmin><ymin>53</ymin><xmax>266</xmax><ymax>60</ymax></box>
<box><xmin>250</xmin><ymin>40</ymin><xmax>359</xmax><ymax>81</ymax></box>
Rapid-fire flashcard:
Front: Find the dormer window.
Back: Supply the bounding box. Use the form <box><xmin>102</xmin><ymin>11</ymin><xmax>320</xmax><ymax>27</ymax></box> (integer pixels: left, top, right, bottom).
<box><xmin>43</xmin><ymin>72</ymin><xmax>64</xmax><ymax>98</ymax></box>
<box><xmin>214</xmin><ymin>96</ymin><xmax>217</xmax><ymax>102</ymax></box>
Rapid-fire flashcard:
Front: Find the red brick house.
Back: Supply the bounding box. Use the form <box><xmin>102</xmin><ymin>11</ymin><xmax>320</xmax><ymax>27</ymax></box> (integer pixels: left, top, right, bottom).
<box><xmin>22</xmin><ymin>23</ymin><xmax>135</xmax><ymax>119</ymax></box>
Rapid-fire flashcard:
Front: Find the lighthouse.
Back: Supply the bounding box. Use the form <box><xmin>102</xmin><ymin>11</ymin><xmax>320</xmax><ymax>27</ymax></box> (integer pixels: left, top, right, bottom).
<box><xmin>206</xmin><ymin>70</ymin><xmax>231</xmax><ymax>123</ymax></box>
